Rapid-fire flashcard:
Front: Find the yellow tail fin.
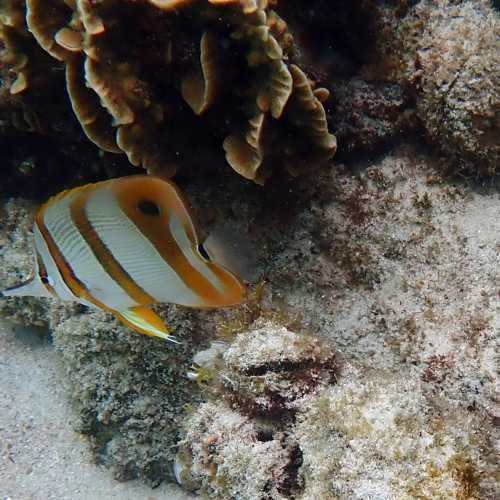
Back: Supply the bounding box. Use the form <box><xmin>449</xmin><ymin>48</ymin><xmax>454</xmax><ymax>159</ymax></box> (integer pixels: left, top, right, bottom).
<box><xmin>116</xmin><ymin>306</ymin><xmax>179</xmax><ymax>343</ymax></box>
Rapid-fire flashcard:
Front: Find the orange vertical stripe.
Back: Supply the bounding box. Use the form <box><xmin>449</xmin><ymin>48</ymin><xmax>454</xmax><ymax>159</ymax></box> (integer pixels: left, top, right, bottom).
<box><xmin>70</xmin><ymin>187</ymin><xmax>156</xmax><ymax>306</ymax></box>
<box><xmin>35</xmin><ymin>204</ymin><xmax>104</xmax><ymax>309</ymax></box>
<box><xmin>113</xmin><ymin>176</ymin><xmax>227</xmax><ymax>305</ymax></box>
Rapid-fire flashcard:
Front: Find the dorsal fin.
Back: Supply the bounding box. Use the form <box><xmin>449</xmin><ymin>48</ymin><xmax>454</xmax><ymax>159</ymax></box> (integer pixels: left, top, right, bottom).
<box><xmin>36</xmin><ymin>179</ymin><xmax>114</xmax><ymax>219</ymax></box>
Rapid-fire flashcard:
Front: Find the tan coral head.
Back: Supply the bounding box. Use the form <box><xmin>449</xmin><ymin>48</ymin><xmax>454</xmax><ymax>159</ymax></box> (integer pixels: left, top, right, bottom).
<box><xmin>15</xmin><ymin>0</ymin><xmax>337</xmax><ymax>182</ymax></box>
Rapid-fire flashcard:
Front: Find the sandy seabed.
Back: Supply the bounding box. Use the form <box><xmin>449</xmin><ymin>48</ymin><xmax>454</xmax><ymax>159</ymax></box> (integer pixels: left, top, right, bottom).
<box><xmin>0</xmin><ymin>321</ymin><xmax>194</xmax><ymax>500</ymax></box>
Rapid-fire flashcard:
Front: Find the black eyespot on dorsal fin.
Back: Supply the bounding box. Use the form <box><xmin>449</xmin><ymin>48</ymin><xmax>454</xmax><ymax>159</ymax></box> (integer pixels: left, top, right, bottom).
<box><xmin>137</xmin><ymin>199</ymin><xmax>161</xmax><ymax>216</ymax></box>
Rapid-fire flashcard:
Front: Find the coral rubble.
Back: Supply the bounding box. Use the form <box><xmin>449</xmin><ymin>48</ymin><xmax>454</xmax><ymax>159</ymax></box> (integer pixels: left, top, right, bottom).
<box><xmin>188</xmin><ymin>321</ymin><xmax>337</xmax><ymax>417</ymax></box>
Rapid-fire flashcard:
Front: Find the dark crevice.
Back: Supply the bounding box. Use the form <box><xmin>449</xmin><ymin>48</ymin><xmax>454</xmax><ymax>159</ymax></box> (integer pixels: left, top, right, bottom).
<box><xmin>278</xmin><ymin>444</ymin><xmax>304</xmax><ymax>498</ymax></box>
<box><xmin>256</xmin><ymin>430</ymin><xmax>274</xmax><ymax>442</ymax></box>
<box><xmin>241</xmin><ymin>358</ymin><xmax>336</xmax><ymax>377</ymax></box>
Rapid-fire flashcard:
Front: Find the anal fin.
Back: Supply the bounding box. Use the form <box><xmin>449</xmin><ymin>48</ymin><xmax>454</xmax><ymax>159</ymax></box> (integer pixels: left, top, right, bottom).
<box><xmin>2</xmin><ymin>277</ymin><xmax>52</xmax><ymax>298</ymax></box>
<box><xmin>116</xmin><ymin>306</ymin><xmax>179</xmax><ymax>343</ymax></box>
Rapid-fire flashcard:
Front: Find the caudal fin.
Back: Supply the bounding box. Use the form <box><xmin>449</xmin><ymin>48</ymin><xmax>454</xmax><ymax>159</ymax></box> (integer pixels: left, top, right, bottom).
<box><xmin>116</xmin><ymin>306</ymin><xmax>179</xmax><ymax>343</ymax></box>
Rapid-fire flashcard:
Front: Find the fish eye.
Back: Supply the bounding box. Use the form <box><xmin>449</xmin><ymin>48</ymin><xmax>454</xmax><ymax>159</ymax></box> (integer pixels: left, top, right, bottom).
<box><xmin>137</xmin><ymin>199</ymin><xmax>161</xmax><ymax>216</ymax></box>
<box><xmin>198</xmin><ymin>243</ymin><xmax>211</xmax><ymax>261</ymax></box>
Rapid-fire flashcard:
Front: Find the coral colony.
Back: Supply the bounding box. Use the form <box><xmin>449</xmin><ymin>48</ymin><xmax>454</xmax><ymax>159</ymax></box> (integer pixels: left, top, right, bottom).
<box><xmin>1</xmin><ymin>0</ymin><xmax>336</xmax><ymax>183</ymax></box>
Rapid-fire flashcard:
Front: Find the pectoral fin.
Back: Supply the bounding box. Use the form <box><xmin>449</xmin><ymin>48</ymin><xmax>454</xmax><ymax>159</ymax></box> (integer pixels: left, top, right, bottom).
<box><xmin>117</xmin><ymin>306</ymin><xmax>179</xmax><ymax>343</ymax></box>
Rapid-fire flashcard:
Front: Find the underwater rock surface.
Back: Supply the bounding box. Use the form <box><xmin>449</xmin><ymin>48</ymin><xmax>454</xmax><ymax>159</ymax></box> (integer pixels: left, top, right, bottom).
<box><xmin>296</xmin><ymin>371</ymin><xmax>494</xmax><ymax>499</ymax></box>
<box><xmin>50</xmin><ymin>306</ymin><xmax>203</xmax><ymax>485</ymax></box>
<box><xmin>416</xmin><ymin>0</ymin><xmax>500</xmax><ymax>175</ymax></box>
<box><xmin>175</xmin><ymin>401</ymin><xmax>299</xmax><ymax>499</ymax></box>
<box><xmin>365</xmin><ymin>0</ymin><xmax>499</xmax><ymax>175</ymax></box>
<box><xmin>1</xmin><ymin>144</ymin><xmax>498</xmax><ymax>498</ymax></box>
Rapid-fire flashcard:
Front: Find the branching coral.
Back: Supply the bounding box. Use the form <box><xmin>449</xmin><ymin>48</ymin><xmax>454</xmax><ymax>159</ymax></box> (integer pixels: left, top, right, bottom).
<box><xmin>1</xmin><ymin>0</ymin><xmax>336</xmax><ymax>183</ymax></box>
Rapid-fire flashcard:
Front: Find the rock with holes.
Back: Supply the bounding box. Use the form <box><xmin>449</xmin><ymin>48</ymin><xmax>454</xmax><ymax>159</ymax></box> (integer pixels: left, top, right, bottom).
<box><xmin>174</xmin><ymin>401</ymin><xmax>302</xmax><ymax>499</ymax></box>
<box><xmin>190</xmin><ymin>320</ymin><xmax>337</xmax><ymax>417</ymax></box>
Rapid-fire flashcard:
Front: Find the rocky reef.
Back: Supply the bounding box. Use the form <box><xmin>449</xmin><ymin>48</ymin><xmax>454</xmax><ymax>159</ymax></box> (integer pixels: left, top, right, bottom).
<box><xmin>367</xmin><ymin>0</ymin><xmax>500</xmax><ymax>176</ymax></box>
<box><xmin>416</xmin><ymin>1</ymin><xmax>499</xmax><ymax>175</ymax></box>
<box><xmin>283</xmin><ymin>0</ymin><xmax>499</xmax><ymax>174</ymax></box>
<box><xmin>175</xmin><ymin>401</ymin><xmax>300</xmax><ymax>499</ymax></box>
<box><xmin>1</xmin><ymin>144</ymin><xmax>498</xmax><ymax>497</ymax></box>
<box><xmin>295</xmin><ymin>370</ymin><xmax>494</xmax><ymax>499</ymax></box>
<box><xmin>50</xmin><ymin>305</ymin><xmax>201</xmax><ymax>484</ymax></box>
<box><xmin>0</xmin><ymin>0</ymin><xmax>499</xmax><ymax>498</ymax></box>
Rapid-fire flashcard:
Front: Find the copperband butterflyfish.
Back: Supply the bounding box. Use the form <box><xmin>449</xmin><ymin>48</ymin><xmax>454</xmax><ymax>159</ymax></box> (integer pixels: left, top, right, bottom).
<box><xmin>2</xmin><ymin>176</ymin><xmax>246</xmax><ymax>342</ymax></box>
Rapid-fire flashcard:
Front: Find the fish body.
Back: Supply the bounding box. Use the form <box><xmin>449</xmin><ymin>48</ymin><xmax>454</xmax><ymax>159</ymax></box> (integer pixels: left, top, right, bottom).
<box><xmin>2</xmin><ymin>176</ymin><xmax>246</xmax><ymax>341</ymax></box>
